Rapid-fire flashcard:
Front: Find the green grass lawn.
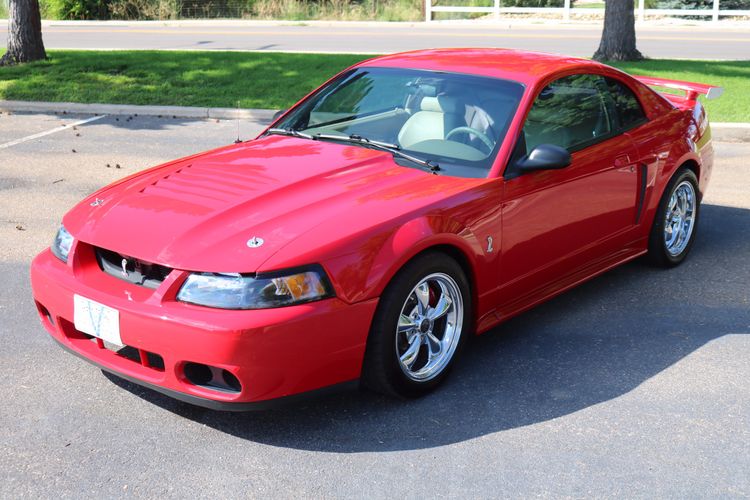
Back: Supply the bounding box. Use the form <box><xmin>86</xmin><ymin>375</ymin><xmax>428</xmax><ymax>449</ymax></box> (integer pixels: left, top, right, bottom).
<box><xmin>0</xmin><ymin>51</ymin><xmax>368</xmax><ymax>110</ymax></box>
<box><xmin>0</xmin><ymin>51</ymin><xmax>747</xmax><ymax>122</ymax></box>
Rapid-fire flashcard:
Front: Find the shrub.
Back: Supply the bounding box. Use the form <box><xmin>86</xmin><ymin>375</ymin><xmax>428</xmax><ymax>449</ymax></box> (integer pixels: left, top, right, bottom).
<box><xmin>109</xmin><ymin>0</ymin><xmax>181</xmax><ymax>20</ymax></box>
<box><xmin>53</xmin><ymin>0</ymin><xmax>110</xmax><ymax>19</ymax></box>
<box><xmin>657</xmin><ymin>0</ymin><xmax>749</xmax><ymax>8</ymax></box>
<box><xmin>503</xmin><ymin>0</ymin><xmax>570</xmax><ymax>6</ymax></box>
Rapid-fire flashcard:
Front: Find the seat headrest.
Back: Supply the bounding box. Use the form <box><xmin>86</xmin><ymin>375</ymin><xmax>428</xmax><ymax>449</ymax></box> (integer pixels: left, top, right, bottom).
<box><xmin>420</xmin><ymin>95</ymin><xmax>460</xmax><ymax>114</ymax></box>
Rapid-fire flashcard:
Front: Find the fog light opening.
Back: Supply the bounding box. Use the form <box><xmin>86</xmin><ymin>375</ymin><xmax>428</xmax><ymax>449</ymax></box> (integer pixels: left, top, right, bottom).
<box><xmin>183</xmin><ymin>362</ymin><xmax>242</xmax><ymax>394</ymax></box>
<box><xmin>183</xmin><ymin>362</ymin><xmax>212</xmax><ymax>386</ymax></box>
<box><xmin>221</xmin><ymin>370</ymin><xmax>242</xmax><ymax>393</ymax></box>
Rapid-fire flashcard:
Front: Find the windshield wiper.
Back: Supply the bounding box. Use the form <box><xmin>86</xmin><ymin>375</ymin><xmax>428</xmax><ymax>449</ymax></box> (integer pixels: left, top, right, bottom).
<box><xmin>266</xmin><ymin>128</ymin><xmax>315</xmax><ymax>141</ymax></box>
<box><xmin>315</xmin><ymin>133</ymin><xmax>441</xmax><ymax>173</ymax></box>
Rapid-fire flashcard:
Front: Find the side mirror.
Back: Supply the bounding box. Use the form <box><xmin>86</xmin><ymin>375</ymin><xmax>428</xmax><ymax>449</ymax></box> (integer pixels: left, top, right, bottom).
<box><xmin>515</xmin><ymin>144</ymin><xmax>571</xmax><ymax>172</ymax></box>
<box><xmin>272</xmin><ymin>109</ymin><xmax>288</xmax><ymax>121</ymax></box>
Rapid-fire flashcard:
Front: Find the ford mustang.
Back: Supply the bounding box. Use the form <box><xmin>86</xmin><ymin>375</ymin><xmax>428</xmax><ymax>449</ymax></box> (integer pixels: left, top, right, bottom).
<box><xmin>31</xmin><ymin>49</ymin><xmax>721</xmax><ymax>410</ymax></box>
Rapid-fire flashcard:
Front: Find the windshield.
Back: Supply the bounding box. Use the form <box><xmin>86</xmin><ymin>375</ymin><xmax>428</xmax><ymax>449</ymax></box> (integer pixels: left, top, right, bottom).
<box><xmin>275</xmin><ymin>67</ymin><xmax>525</xmax><ymax>178</ymax></box>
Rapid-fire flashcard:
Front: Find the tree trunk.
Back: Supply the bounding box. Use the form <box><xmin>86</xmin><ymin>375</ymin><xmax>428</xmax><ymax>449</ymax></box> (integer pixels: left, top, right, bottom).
<box><xmin>593</xmin><ymin>0</ymin><xmax>643</xmax><ymax>61</ymax></box>
<box><xmin>1</xmin><ymin>0</ymin><xmax>47</xmax><ymax>66</ymax></box>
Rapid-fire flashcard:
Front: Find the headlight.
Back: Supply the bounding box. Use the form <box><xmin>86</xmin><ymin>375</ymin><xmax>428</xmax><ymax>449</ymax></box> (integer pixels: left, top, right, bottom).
<box><xmin>176</xmin><ymin>266</ymin><xmax>333</xmax><ymax>309</ymax></box>
<box><xmin>51</xmin><ymin>225</ymin><xmax>74</xmax><ymax>263</ymax></box>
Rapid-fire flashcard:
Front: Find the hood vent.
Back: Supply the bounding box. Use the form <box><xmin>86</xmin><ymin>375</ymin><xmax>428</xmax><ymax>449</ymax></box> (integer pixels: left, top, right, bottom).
<box><xmin>139</xmin><ymin>164</ymin><xmax>262</xmax><ymax>209</ymax></box>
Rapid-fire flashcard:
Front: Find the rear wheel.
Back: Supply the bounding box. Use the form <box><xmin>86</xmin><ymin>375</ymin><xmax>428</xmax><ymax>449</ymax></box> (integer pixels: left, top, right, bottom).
<box><xmin>361</xmin><ymin>252</ymin><xmax>472</xmax><ymax>398</ymax></box>
<box><xmin>647</xmin><ymin>168</ymin><xmax>700</xmax><ymax>267</ymax></box>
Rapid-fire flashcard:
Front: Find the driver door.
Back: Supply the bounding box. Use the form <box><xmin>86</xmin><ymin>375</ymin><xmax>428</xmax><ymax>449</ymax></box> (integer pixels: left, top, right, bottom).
<box><xmin>497</xmin><ymin>74</ymin><xmax>639</xmax><ymax>313</ymax></box>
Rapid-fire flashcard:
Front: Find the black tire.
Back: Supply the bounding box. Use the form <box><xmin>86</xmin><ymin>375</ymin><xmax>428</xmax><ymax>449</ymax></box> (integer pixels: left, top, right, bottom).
<box><xmin>361</xmin><ymin>252</ymin><xmax>472</xmax><ymax>398</ymax></box>
<box><xmin>647</xmin><ymin>168</ymin><xmax>700</xmax><ymax>267</ymax></box>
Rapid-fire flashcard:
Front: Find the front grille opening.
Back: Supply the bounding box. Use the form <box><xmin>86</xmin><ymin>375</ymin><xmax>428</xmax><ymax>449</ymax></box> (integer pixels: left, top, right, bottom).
<box><xmin>101</xmin><ymin>342</ymin><xmax>165</xmax><ymax>372</ymax></box>
<box><xmin>35</xmin><ymin>301</ymin><xmax>54</xmax><ymax>326</ymax></box>
<box><xmin>59</xmin><ymin>318</ymin><xmax>91</xmax><ymax>340</ymax></box>
<box><xmin>58</xmin><ymin>319</ymin><xmax>164</xmax><ymax>372</ymax></box>
<box><xmin>94</xmin><ymin>247</ymin><xmax>172</xmax><ymax>289</ymax></box>
<box><xmin>183</xmin><ymin>362</ymin><xmax>242</xmax><ymax>394</ymax></box>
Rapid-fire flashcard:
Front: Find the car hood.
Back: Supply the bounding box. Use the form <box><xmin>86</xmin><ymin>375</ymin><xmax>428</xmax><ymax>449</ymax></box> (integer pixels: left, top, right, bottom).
<box><xmin>65</xmin><ymin>135</ymin><xmax>465</xmax><ymax>273</ymax></box>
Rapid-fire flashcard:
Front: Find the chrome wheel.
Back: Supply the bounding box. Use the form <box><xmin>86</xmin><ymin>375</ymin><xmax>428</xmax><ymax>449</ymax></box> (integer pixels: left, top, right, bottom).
<box><xmin>395</xmin><ymin>273</ymin><xmax>463</xmax><ymax>382</ymax></box>
<box><xmin>663</xmin><ymin>180</ymin><xmax>696</xmax><ymax>257</ymax></box>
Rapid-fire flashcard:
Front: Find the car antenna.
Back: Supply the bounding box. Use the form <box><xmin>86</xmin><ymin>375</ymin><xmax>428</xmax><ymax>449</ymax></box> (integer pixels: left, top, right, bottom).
<box><xmin>234</xmin><ymin>100</ymin><xmax>242</xmax><ymax>144</ymax></box>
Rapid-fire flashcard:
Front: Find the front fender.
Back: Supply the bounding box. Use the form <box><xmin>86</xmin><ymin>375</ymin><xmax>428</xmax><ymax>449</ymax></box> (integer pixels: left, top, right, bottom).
<box><xmin>364</xmin><ymin>216</ymin><xmax>484</xmax><ymax>299</ymax></box>
<box><xmin>321</xmin><ymin>215</ymin><xmax>485</xmax><ymax>305</ymax></box>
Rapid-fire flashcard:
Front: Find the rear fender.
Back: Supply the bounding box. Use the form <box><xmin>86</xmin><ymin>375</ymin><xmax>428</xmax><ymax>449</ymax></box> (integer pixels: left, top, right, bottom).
<box><xmin>640</xmin><ymin>142</ymin><xmax>704</xmax><ymax>233</ymax></box>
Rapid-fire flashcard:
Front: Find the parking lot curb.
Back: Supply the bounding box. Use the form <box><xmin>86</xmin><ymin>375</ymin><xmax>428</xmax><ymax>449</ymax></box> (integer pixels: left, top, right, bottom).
<box><xmin>1</xmin><ymin>100</ymin><xmax>748</xmax><ymax>142</ymax></box>
<box><xmin>0</xmin><ymin>100</ymin><xmax>277</xmax><ymax>122</ymax></box>
<box><xmin>711</xmin><ymin>122</ymin><xmax>750</xmax><ymax>143</ymax></box>
<box><xmin>37</xmin><ymin>18</ymin><xmax>750</xmax><ymax>29</ymax></box>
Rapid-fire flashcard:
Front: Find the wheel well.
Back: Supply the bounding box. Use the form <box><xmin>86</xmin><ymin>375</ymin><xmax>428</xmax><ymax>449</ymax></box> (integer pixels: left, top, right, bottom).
<box><xmin>678</xmin><ymin>159</ymin><xmax>701</xmax><ymax>199</ymax></box>
<box><xmin>403</xmin><ymin>244</ymin><xmax>478</xmax><ymax>324</ymax></box>
<box><xmin>682</xmin><ymin>159</ymin><xmax>700</xmax><ymax>181</ymax></box>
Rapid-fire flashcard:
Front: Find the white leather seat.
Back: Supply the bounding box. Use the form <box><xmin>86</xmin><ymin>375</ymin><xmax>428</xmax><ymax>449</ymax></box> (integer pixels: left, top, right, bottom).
<box><xmin>398</xmin><ymin>96</ymin><xmax>462</xmax><ymax>149</ymax></box>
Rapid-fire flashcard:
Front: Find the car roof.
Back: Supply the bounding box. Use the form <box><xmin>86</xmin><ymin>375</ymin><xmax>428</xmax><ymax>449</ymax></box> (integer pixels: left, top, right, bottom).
<box><xmin>356</xmin><ymin>48</ymin><xmax>607</xmax><ymax>86</ymax></box>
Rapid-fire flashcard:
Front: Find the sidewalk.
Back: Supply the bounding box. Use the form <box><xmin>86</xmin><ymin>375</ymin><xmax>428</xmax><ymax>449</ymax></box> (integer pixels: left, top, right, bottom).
<box><xmin>1</xmin><ymin>99</ymin><xmax>747</xmax><ymax>142</ymax></box>
<box><xmin>36</xmin><ymin>18</ymin><xmax>750</xmax><ymax>30</ymax></box>
<box><xmin>0</xmin><ymin>100</ymin><xmax>276</xmax><ymax>122</ymax></box>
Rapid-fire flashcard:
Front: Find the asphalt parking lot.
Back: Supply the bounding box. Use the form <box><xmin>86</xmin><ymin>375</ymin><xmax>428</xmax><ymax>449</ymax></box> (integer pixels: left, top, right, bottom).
<box><xmin>1</xmin><ymin>111</ymin><xmax>748</xmax><ymax>497</ymax></box>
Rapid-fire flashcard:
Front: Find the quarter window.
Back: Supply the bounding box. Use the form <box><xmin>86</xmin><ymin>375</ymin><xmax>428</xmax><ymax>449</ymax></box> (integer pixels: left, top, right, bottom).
<box><xmin>605</xmin><ymin>77</ymin><xmax>647</xmax><ymax>131</ymax></box>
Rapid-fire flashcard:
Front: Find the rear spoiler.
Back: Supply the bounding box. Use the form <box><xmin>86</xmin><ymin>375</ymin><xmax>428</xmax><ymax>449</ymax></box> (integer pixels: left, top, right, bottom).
<box><xmin>634</xmin><ymin>76</ymin><xmax>724</xmax><ymax>102</ymax></box>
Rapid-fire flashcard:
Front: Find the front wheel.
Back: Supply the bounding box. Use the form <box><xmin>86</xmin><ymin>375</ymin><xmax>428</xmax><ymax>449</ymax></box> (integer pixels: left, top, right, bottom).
<box><xmin>361</xmin><ymin>252</ymin><xmax>472</xmax><ymax>398</ymax></box>
<box><xmin>647</xmin><ymin>168</ymin><xmax>700</xmax><ymax>267</ymax></box>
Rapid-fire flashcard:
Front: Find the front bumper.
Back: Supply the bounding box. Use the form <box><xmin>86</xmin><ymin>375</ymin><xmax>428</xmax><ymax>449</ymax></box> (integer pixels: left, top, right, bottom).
<box><xmin>30</xmin><ymin>246</ymin><xmax>378</xmax><ymax>409</ymax></box>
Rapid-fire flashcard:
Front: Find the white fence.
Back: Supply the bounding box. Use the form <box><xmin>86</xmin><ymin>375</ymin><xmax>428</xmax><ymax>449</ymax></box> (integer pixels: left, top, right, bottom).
<box><xmin>426</xmin><ymin>0</ymin><xmax>750</xmax><ymax>22</ymax></box>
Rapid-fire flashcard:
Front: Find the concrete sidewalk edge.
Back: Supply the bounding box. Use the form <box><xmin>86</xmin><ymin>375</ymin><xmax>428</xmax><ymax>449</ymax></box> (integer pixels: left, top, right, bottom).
<box><xmin>1</xmin><ymin>99</ymin><xmax>748</xmax><ymax>141</ymax></box>
<box><xmin>710</xmin><ymin>122</ymin><xmax>750</xmax><ymax>142</ymax></box>
<box><xmin>35</xmin><ymin>18</ymin><xmax>750</xmax><ymax>29</ymax></box>
<box><xmin>0</xmin><ymin>100</ymin><xmax>277</xmax><ymax>122</ymax></box>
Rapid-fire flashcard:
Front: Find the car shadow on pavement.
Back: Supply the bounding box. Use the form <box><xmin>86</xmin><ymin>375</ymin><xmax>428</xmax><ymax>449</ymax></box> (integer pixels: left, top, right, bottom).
<box><xmin>105</xmin><ymin>203</ymin><xmax>750</xmax><ymax>452</ymax></box>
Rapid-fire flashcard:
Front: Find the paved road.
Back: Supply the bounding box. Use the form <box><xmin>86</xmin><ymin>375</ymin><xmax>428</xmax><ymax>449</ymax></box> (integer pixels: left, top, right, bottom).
<box><xmin>1</xmin><ymin>111</ymin><xmax>748</xmax><ymax>497</ymax></box>
<box><xmin>1</xmin><ymin>20</ymin><xmax>749</xmax><ymax>59</ymax></box>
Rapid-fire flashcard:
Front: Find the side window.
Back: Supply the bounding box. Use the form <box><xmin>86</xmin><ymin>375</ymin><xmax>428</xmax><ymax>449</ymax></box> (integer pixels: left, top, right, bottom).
<box><xmin>523</xmin><ymin>74</ymin><xmax>614</xmax><ymax>153</ymax></box>
<box><xmin>604</xmin><ymin>77</ymin><xmax>647</xmax><ymax>131</ymax></box>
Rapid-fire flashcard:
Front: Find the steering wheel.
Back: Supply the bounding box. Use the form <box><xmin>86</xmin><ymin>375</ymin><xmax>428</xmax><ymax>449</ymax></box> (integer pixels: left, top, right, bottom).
<box><xmin>445</xmin><ymin>126</ymin><xmax>495</xmax><ymax>154</ymax></box>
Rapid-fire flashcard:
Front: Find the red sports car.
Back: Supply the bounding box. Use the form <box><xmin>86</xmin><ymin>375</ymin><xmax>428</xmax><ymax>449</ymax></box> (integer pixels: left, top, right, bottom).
<box><xmin>31</xmin><ymin>49</ymin><xmax>721</xmax><ymax>410</ymax></box>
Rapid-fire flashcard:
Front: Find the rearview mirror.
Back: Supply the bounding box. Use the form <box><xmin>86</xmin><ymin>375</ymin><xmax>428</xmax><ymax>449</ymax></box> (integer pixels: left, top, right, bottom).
<box><xmin>272</xmin><ymin>109</ymin><xmax>288</xmax><ymax>121</ymax></box>
<box><xmin>515</xmin><ymin>144</ymin><xmax>571</xmax><ymax>172</ymax></box>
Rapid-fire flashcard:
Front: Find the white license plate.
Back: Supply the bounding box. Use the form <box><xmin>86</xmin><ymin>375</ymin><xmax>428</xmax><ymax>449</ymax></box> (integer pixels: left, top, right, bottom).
<box><xmin>73</xmin><ymin>294</ymin><xmax>122</xmax><ymax>347</ymax></box>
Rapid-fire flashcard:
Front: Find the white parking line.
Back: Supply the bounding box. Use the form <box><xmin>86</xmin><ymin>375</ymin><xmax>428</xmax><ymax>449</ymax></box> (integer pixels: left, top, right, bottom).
<box><xmin>0</xmin><ymin>115</ymin><xmax>106</xmax><ymax>150</ymax></box>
